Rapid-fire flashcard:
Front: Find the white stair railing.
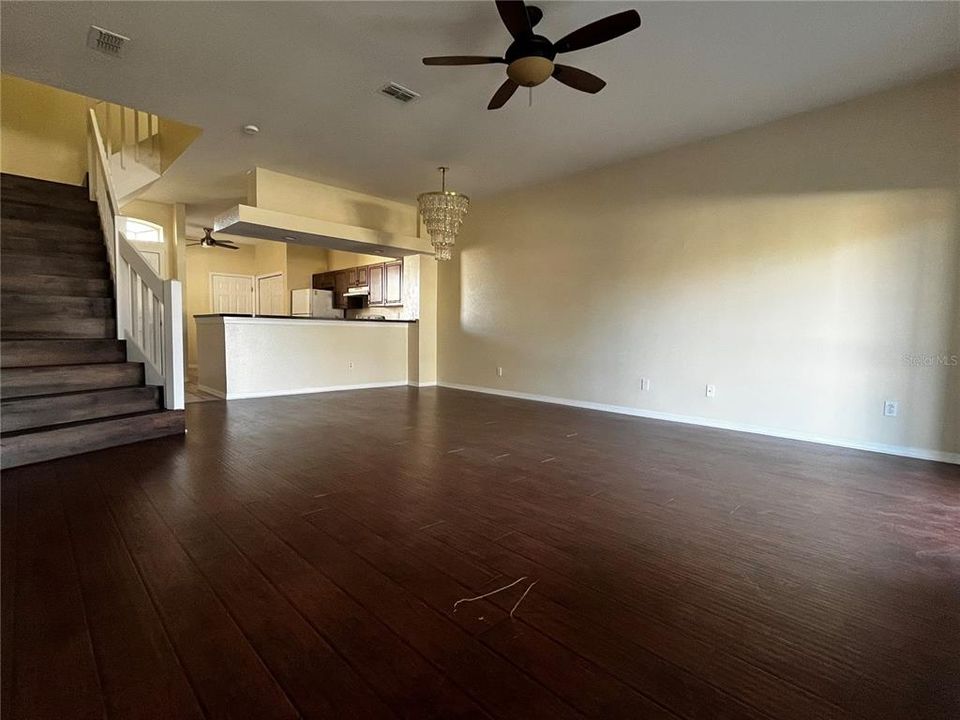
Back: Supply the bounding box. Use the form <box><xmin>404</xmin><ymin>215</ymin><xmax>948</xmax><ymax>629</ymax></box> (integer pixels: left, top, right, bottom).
<box><xmin>87</xmin><ymin>107</ymin><xmax>185</xmax><ymax>410</ymax></box>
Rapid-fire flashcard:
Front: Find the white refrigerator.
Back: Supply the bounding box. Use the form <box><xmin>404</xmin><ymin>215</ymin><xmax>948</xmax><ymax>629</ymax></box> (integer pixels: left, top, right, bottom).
<box><xmin>291</xmin><ymin>289</ymin><xmax>343</xmax><ymax>319</ymax></box>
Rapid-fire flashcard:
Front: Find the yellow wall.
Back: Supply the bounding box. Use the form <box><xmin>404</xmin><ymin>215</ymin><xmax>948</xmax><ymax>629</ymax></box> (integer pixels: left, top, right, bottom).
<box><xmin>438</xmin><ymin>71</ymin><xmax>960</xmax><ymax>457</ymax></box>
<box><xmin>286</xmin><ymin>243</ymin><xmax>330</xmax><ymax>291</ymax></box>
<box><xmin>250</xmin><ymin>167</ymin><xmax>419</xmax><ymax>235</ymax></box>
<box><xmin>327</xmin><ymin>249</ymin><xmax>389</xmax><ymax>271</ymax></box>
<box><xmin>185</xmin><ymin>244</ymin><xmax>257</xmax><ymax>366</ymax></box>
<box><xmin>1</xmin><ymin>73</ymin><xmax>96</xmax><ymax>185</ymax></box>
<box><xmin>254</xmin><ymin>240</ymin><xmax>289</xmax><ymax>314</ymax></box>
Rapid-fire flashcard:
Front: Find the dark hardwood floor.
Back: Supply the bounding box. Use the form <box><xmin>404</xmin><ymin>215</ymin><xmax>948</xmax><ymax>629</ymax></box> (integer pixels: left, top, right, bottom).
<box><xmin>2</xmin><ymin>386</ymin><xmax>958</xmax><ymax>719</ymax></box>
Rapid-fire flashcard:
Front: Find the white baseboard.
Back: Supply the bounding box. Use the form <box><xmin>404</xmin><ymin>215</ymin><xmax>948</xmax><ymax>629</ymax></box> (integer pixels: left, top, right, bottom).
<box><xmin>437</xmin><ymin>381</ymin><xmax>960</xmax><ymax>465</ymax></box>
<box><xmin>196</xmin><ymin>384</ymin><xmax>226</xmax><ymax>399</ymax></box>
<box><xmin>408</xmin><ymin>381</ymin><xmax>438</xmax><ymax>387</ymax></box>
<box><xmin>213</xmin><ymin>380</ymin><xmax>409</xmax><ymax>400</ymax></box>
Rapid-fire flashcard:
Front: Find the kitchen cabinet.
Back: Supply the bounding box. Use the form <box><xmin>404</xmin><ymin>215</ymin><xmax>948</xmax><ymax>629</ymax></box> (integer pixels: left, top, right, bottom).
<box><xmin>357</xmin><ymin>266</ymin><xmax>368</xmax><ymax>286</ymax></box>
<box><xmin>346</xmin><ymin>267</ymin><xmax>358</xmax><ymax>287</ymax></box>
<box><xmin>368</xmin><ymin>263</ymin><xmax>384</xmax><ymax>306</ymax></box>
<box><xmin>334</xmin><ymin>271</ymin><xmax>350</xmax><ymax>309</ymax></box>
<box><xmin>384</xmin><ymin>261</ymin><xmax>402</xmax><ymax>305</ymax></box>
<box><xmin>312</xmin><ymin>272</ymin><xmax>335</xmax><ymax>291</ymax></box>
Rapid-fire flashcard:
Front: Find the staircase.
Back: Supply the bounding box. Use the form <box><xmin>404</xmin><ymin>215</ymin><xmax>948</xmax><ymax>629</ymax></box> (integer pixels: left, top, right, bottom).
<box><xmin>1</xmin><ymin>173</ymin><xmax>185</xmax><ymax>469</ymax></box>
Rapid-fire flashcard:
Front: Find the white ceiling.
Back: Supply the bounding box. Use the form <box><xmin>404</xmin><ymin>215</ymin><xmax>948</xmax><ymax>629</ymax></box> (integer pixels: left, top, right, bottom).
<box><xmin>3</xmin><ymin>1</ymin><xmax>958</xmax><ymax>225</ymax></box>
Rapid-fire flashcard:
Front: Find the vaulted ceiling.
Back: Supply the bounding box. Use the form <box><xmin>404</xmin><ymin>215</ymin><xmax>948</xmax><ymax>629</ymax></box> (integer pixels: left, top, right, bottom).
<box><xmin>3</xmin><ymin>1</ymin><xmax>957</xmax><ymax>215</ymax></box>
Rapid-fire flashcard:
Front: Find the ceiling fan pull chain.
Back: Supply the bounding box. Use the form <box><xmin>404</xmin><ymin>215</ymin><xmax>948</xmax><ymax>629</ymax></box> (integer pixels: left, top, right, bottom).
<box><xmin>529</xmin><ymin>86</ymin><xmax>532</xmax><ymax>107</ymax></box>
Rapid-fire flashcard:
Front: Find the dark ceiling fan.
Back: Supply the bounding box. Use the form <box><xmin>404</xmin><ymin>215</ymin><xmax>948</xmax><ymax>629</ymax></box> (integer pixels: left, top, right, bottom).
<box><xmin>423</xmin><ymin>1</ymin><xmax>641</xmax><ymax>109</ymax></box>
<box><xmin>186</xmin><ymin>227</ymin><xmax>239</xmax><ymax>250</ymax></box>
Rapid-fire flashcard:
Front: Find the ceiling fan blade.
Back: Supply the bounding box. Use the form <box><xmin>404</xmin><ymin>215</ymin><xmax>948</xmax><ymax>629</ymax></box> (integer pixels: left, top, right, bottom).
<box><xmin>212</xmin><ymin>241</ymin><xmax>239</xmax><ymax>249</ymax></box>
<box><xmin>487</xmin><ymin>78</ymin><xmax>519</xmax><ymax>109</ymax></box>
<box><xmin>186</xmin><ymin>242</ymin><xmax>201</xmax><ymax>247</ymax></box>
<box><xmin>554</xmin><ymin>9</ymin><xmax>641</xmax><ymax>54</ymax></box>
<box><xmin>496</xmin><ymin>0</ymin><xmax>532</xmax><ymax>39</ymax></box>
<box><xmin>552</xmin><ymin>64</ymin><xmax>606</xmax><ymax>94</ymax></box>
<box><xmin>423</xmin><ymin>56</ymin><xmax>505</xmax><ymax>65</ymax></box>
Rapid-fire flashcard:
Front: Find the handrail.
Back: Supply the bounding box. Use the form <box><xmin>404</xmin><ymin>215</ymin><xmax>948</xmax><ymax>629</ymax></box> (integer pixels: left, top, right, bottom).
<box><xmin>87</xmin><ymin>107</ymin><xmax>184</xmax><ymax>410</ymax></box>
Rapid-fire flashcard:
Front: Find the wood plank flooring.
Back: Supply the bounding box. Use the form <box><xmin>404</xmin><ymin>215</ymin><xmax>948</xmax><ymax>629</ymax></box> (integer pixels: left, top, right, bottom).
<box><xmin>2</xmin><ymin>386</ymin><xmax>958</xmax><ymax>719</ymax></box>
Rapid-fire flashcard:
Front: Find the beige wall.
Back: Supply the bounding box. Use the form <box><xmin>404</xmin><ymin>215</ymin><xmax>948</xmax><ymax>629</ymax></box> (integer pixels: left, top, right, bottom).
<box><xmin>1</xmin><ymin>73</ymin><xmax>95</xmax><ymax>185</ymax></box>
<box><xmin>287</xmin><ymin>243</ymin><xmax>330</xmax><ymax>291</ymax></box>
<box><xmin>251</xmin><ymin>167</ymin><xmax>419</xmax><ymax>235</ymax></box>
<box><xmin>439</xmin><ymin>72</ymin><xmax>960</xmax><ymax>459</ymax></box>
<box><xmin>185</xmin><ymin>244</ymin><xmax>257</xmax><ymax>366</ymax></box>
<box><xmin>254</xmin><ymin>240</ymin><xmax>289</xmax><ymax>314</ymax></box>
<box><xmin>196</xmin><ymin>316</ymin><xmax>410</xmax><ymax>399</ymax></box>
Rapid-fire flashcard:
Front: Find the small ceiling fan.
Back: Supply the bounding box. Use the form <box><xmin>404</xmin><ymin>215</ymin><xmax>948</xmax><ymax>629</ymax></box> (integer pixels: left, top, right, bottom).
<box><xmin>187</xmin><ymin>227</ymin><xmax>239</xmax><ymax>250</ymax></box>
<box><xmin>423</xmin><ymin>0</ymin><xmax>641</xmax><ymax>109</ymax></box>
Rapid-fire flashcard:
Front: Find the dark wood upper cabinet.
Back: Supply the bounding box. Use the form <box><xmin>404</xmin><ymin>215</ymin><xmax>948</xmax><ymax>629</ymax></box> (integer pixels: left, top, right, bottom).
<box><xmin>368</xmin><ymin>263</ymin><xmax>384</xmax><ymax>306</ymax></box>
<box><xmin>384</xmin><ymin>261</ymin><xmax>402</xmax><ymax>305</ymax></box>
<box><xmin>357</xmin><ymin>266</ymin><xmax>368</xmax><ymax>286</ymax></box>
<box><xmin>312</xmin><ymin>272</ymin><xmax>335</xmax><ymax>291</ymax></box>
<box><xmin>346</xmin><ymin>267</ymin><xmax>358</xmax><ymax>287</ymax></box>
<box><xmin>334</xmin><ymin>271</ymin><xmax>350</xmax><ymax>309</ymax></box>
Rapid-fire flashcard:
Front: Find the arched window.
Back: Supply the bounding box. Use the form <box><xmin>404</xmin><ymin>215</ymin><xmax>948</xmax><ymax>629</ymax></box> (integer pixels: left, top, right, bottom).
<box><xmin>121</xmin><ymin>217</ymin><xmax>163</xmax><ymax>243</ymax></box>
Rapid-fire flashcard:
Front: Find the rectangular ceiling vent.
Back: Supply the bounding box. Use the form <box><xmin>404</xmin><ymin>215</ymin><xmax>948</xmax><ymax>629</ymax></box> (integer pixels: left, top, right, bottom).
<box><xmin>86</xmin><ymin>25</ymin><xmax>129</xmax><ymax>58</ymax></box>
<box><xmin>379</xmin><ymin>82</ymin><xmax>420</xmax><ymax>104</ymax></box>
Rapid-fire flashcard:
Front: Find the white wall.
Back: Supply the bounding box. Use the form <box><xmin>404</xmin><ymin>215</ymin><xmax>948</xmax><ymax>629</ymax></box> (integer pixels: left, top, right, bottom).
<box><xmin>438</xmin><ymin>72</ymin><xmax>960</xmax><ymax>461</ymax></box>
<box><xmin>196</xmin><ymin>316</ymin><xmax>410</xmax><ymax>399</ymax></box>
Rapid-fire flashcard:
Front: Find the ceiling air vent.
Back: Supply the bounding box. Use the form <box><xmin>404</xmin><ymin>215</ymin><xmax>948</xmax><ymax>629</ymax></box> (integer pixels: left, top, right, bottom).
<box><xmin>379</xmin><ymin>82</ymin><xmax>420</xmax><ymax>104</ymax></box>
<box><xmin>86</xmin><ymin>26</ymin><xmax>129</xmax><ymax>58</ymax></box>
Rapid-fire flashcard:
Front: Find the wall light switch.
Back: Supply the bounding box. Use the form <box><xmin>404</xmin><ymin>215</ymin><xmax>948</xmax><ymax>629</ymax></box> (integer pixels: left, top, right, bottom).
<box><xmin>496</xmin><ymin>366</ymin><xmax>503</xmax><ymax>377</ymax></box>
<box><xmin>705</xmin><ymin>384</ymin><xmax>716</xmax><ymax>398</ymax></box>
<box><xmin>640</xmin><ymin>378</ymin><xmax>651</xmax><ymax>391</ymax></box>
<box><xmin>883</xmin><ymin>400</ymin><xmax>899</xmax><ymax>417</ymax></box>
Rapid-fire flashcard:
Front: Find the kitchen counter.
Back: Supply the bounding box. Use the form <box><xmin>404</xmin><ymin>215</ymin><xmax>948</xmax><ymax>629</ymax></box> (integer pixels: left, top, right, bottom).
<box><xmin>195</xmin><ymin>314</ymin><xmax>417</xmax><ymax>399</ymax></box>
<box><xmin>194</xmin><ymin>313</ymin><xmax>416</xmax><ymax>323</ymax></box>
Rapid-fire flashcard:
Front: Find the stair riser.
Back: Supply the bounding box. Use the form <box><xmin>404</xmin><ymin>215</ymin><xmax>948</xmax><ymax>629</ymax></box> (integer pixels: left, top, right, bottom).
<box><xmin>2</xmin><ymin>218</ymin><xmax>100</xmax><ymax>242</ymax></box>
<box><xmin>3</xmin><ymin>294</ymin><xmax>113</xmax><ymax>318</ymax></box>
<box><xmin>1</xmin><ymin>318</ymin><xmax>117</xmax><ymax>340</ymax></box>
<box><xmin>2</xmin><ymin>236</ymin><xmax>106</xmax><ymax>258</ymax></box>
<box><xmin>0</xmin><ymin>410</ymin><xmax>185</xmax><ymax>469</ymax></box>
<box><xmin>1</xmin><ymin>201</ymin><xmax>100</xmax><ymax>229</ymax></box>
<box><xmin>2</xmin><ymin>363</ymin><xmax>143</xmax><ymax>398</ymax></box>
<box><xmin>1</xmin><ymin>339</ymin><xmax>127</xmax><ymax>367</ymax></box>
<box><xmin>2</xmin><ymin>387</ymin><xmax>161</xmax><ymax>432</ymax></box>
<box><xmin>1</xmin><ymin>176</ymin><xmax>91</xmax><ymax>211</ymax></box>
<box><xmin>2</xmin><ymin>254</ymin><xmax>109</xmax><ymax>279</ymax></box>
<box><xmin>1</xmin><ymin>275</ymin><xmax>112</xmax><ymax>298</ymax></box>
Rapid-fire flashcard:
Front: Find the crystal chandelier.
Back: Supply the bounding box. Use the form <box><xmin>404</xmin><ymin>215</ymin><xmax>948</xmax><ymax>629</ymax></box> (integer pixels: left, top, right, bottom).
<box><xmin>417</xmin><ymin>167</ymin><xmax>469</xmax><ymax>261</ymax></box>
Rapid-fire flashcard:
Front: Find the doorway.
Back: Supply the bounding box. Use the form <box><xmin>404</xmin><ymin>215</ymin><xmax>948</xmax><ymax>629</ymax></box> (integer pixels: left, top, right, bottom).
<box><xmin>256</xmin><ymin>272</ymin><xmax>285</xmax><ymax>316</ymax></box>
<box><xmin>210</xmin><ymin>273</ymin><xmax>254</xmax><ymax>314</ymax></box>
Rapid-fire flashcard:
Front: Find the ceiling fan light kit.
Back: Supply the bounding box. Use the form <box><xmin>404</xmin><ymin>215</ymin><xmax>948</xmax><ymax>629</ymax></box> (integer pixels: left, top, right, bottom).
<box><xmin>186</xmin><ymin>227</ymin><xmax>239</xmax><ymax>251</ymax></box>
<box><xmin>422</xmin><ymin>0</ymin><xmax>641</xmax><ymax>109</ymax></box>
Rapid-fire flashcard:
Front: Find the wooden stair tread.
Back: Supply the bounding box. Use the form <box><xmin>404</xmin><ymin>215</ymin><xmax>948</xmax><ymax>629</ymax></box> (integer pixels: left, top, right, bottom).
<box><xmin>1</xmin><ymin>385</ymin><xmax>162</xmax><ymax>433</ymax></box>
<box><xmin>0</xmin><ymin>409</ymin><xmax>185</xmax><ymax>469</ymax></box>
<box><xmin>1</xmin><ymin>339</ymin><xmax>127</xmax><ymax>367</ymax></box>
<box><xmin>0</xmin><ymin>274</ymin><xmax>112</xmax><ymax>298</ymax></box>
<box><xmin>1</xmin><ymin>253</ymin><xmax>109</xmax><ymax>279</ymax></box>
<box><xmin>1</xmin><ymin>235</ymin><xmax>106</xmax><ymax>258</ymax></box>
<box><xmin>2</xmin><ymin>362</ymin><xmax>144</xmax><ymax>399</ymax></box>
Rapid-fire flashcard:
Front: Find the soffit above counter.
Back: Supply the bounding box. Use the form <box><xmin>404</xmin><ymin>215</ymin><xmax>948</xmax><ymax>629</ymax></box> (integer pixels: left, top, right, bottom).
<box><xmin>212</xmin><ymin>204</ymin><xmax>432</xmax><ymax>257</ymax></box>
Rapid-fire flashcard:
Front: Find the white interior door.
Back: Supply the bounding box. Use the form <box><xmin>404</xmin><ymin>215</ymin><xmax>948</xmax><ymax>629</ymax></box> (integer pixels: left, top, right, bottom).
<box><xmin>257</xmin><ymin>273</ymin><xmax>285</xmax><ymax>315</ymax></box>
<box><xmin>210</xmin><ymin>274</ymin><xmax>254</xmax><ymax>314</ymax></box>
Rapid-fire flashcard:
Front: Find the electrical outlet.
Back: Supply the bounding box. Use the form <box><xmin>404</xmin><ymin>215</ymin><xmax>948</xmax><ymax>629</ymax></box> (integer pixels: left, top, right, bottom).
<box><xmin>883</xmin><ymin>400</ymin><xmax>899</xmax><ymax>417</ymax></box>
<box><xmin>496</xmin><ymin>366</ymin><xmax>503</xmax><ymax>378</ymax></box>
<box><xmin>640</xmin><ymin>377</ymin><xmax>651</xmax><ymax>391</ymax></box>
<box><xmin>348</xmin><ymin>361</ymin><xmax>355</xmax><ymax>370</ymax></box>
<box><xmin>705</xmin><ymin>384</ymin><xmax>716</xmax><ymax>398</ymax></box>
